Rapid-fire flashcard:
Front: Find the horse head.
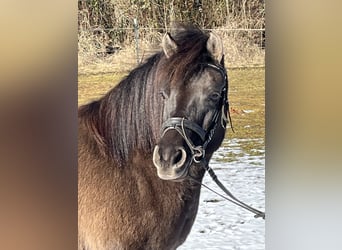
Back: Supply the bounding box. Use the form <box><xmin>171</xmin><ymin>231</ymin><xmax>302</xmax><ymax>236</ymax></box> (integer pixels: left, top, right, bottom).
<box><xmin>153</xmin><ymin>30</ymin><xmax>229</xmax><ymax>181</ymax></box>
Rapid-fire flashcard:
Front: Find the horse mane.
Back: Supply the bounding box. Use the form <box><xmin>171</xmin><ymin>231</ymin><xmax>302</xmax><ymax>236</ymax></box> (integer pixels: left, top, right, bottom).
<box><xmin>79</xmin><ymin>25</ymin><xmax>220</xmax><ymax>165</ymax></box>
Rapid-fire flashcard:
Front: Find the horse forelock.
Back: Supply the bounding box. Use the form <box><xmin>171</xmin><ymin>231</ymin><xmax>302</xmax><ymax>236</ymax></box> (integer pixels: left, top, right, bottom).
<box><xmin>158</xmin><ymin>25</ymin><xmax>216</xmax><ymax>88</ymax></box>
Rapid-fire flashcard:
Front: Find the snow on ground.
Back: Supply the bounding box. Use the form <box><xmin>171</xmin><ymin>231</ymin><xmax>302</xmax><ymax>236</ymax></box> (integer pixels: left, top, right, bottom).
<box><xmin>179</xmin><ymin>138</ymin><xmax>265</xmax><ymax>250</ymax></box>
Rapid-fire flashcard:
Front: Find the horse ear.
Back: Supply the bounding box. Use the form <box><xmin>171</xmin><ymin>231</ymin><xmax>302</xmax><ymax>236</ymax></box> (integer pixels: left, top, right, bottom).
<box><xmin>206</xmin><ymin>32</ymin><xmax>224</xmax><ymax>62</ymax></box>
<box><xmin>162</xmin><ymin>33</ymin><xmax>178</xmax><ymax>58</ymax></box>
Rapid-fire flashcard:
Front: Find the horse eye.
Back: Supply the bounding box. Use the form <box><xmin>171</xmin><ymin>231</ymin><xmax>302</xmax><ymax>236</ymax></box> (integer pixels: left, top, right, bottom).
<box><xmin>209</xmin><ymin>92</ymin><xmax>221</xmax><ymax>102</ymax></box>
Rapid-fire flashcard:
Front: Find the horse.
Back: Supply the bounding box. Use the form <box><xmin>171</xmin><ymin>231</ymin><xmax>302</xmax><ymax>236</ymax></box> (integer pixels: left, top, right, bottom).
<box><xmin>78</xmin><ymin>25</ymin><xmax>230</xmax><ymax>250</ymax></box>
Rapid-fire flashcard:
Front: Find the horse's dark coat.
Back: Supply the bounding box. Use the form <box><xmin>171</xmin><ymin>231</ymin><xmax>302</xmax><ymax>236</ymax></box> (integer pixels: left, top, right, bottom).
<box><xmin>78</xmin><ymin>25</ymin><xmax>228</xmax><ymax>250</ymax></box>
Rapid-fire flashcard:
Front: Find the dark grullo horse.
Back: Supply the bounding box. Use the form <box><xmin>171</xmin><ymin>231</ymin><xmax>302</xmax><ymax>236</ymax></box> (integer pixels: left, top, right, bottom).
<box><xmin>78</xmin><ymin>26</ymin><xmax>230</xmax><ymax>250</ymax></box>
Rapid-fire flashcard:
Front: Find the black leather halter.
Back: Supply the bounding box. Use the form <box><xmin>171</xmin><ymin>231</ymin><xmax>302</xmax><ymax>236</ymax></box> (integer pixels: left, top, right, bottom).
<box><xmin>160</xmin><ymin>63</ymin><xmax>229</xmax><ymax>164</ymax></box>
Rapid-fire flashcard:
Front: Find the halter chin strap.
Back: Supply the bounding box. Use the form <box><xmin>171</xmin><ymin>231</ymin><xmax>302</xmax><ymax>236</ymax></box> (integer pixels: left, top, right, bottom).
<box><xmin>160</xmin><ymin>63</ymin><xmax>230</xmax><ymax>164</ymax></box>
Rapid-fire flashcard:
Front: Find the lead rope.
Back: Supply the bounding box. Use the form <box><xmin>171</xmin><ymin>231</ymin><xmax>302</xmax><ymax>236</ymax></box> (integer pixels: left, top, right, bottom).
<box><xmin>189</xmin><ymin>161</ymin><xmax>265</xmax><ymax>219</ymax></box>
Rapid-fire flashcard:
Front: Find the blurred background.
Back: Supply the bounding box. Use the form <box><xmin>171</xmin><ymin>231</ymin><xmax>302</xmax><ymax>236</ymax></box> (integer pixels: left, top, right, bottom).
<box><xmin>0</xmin><ymin>1</ymin><xmax>342</xmax><ymax>250</ymax></box>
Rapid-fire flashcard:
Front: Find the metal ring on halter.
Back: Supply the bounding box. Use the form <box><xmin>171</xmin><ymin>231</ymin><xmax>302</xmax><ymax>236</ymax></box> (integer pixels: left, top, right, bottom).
<box><xmin>192</xmin><ymin>146</ymin><xmax>205</xmax><ymax>163</ymax></box>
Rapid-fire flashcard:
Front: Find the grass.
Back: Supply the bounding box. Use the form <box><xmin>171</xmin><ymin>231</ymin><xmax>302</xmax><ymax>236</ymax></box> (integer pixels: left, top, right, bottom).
<box><xmin>227</xmin><ymin>68</ymin><xmax>265</xmax><ymax>155</ymax></box>
<box><xmin>78</xmin><ymin>72</ymin><xmax>127</xmax><ymax>105</ymax></box>
<box><xmin>78</xmin><ymin>67</ymin><xmax>265</xmax><ymax>156</ymax></box>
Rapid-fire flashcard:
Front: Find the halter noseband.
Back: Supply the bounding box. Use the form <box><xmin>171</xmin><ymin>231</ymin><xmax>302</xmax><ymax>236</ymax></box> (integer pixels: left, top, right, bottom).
<box><xmin>160</xmin><ymin>63</ymin><xmax>229</xmax><ymax>164</ymax></box>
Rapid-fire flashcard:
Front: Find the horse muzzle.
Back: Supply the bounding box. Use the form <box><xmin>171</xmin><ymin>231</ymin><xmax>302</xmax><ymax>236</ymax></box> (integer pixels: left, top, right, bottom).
<box><xmin>152</xmin><ymin>145</ymin><xmax>190</xmax><ymax>180</ymax></box>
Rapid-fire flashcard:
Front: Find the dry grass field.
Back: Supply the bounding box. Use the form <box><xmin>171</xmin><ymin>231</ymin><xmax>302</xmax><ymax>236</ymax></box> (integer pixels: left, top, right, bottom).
<box><xmin>78</xmin><ymin>67</ymin><xmax>265</xmax><ymax>155</ymax></box>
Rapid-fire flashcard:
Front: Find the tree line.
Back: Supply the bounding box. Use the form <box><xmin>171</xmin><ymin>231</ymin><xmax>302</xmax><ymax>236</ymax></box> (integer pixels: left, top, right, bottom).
<box><xmin>78</xmin><ymin>0</ymin><xmax>265</xmax><ymax>45</ymax></box>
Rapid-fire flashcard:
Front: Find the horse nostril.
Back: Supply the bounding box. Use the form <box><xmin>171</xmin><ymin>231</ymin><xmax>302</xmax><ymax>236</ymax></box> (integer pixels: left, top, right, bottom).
<box><xmin>173</xmin><ymin>147</ymin><xmax>187</xmax><ymax>168</ymax></box>
<box><xmin>172</xmin><ymin>149</ymin><xmax>183</xmax><ymax>165</ymax></box>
